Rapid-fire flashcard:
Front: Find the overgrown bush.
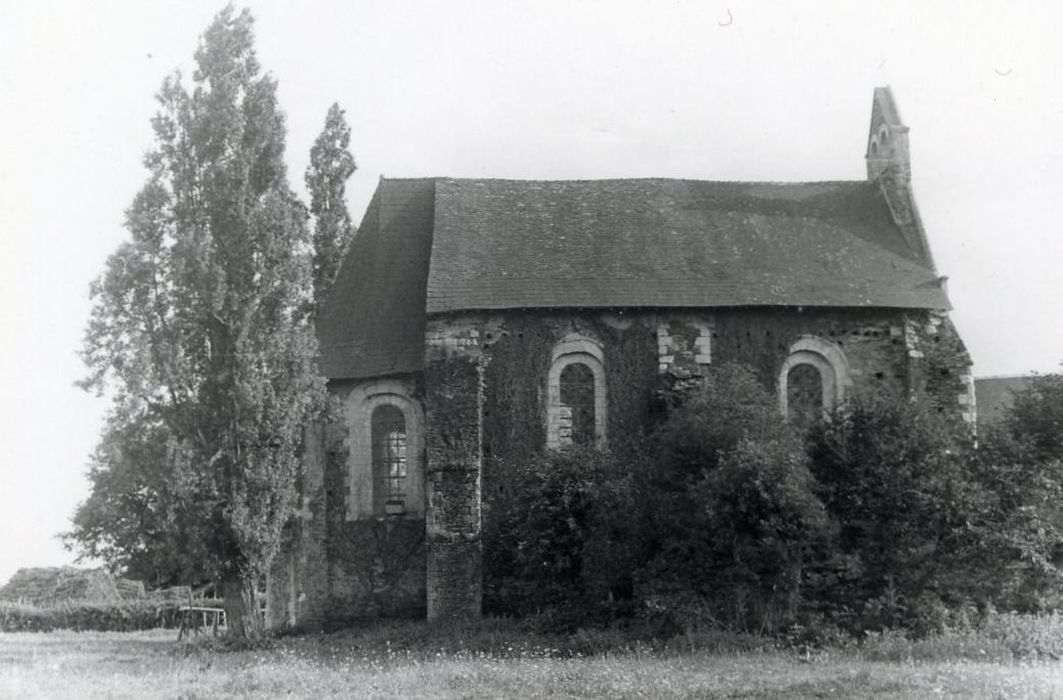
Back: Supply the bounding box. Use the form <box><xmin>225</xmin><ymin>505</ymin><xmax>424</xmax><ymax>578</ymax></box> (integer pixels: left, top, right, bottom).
<box><xmin>639</xmin><ymin>364</ymin><xmax>829</xmax><ymax>634</ymax></box>
<box><xmin>0</xmin><ymin>599</ymin><xmax>184</xmax><ymax>632</ymax></box>
<box><xmin>483</xmin><ymin>445</ymin><xmax>640</xmax><ymax>627</ymax></box>
<box><xmin>805</xmin><ymin>391</ymin><xmax>984</xmax><ymax>632</ymax></box>
<box><xmin>980</xmin><ymin>610</ymin><xmax>1063</xmax><ymax>659</ymax></box>
<box><xmin>485</xmin><ymin>364</ymin><xmax>830</xmax><ymax>634</ymax></box>
<box><xmin>857</xmin><ymin>611</ymin><xmax>1063</xmax><ymax>662</ymax></box>
<box><xmin>805</xmin><ymin>386</ymin><xmax>1063</xmax><ymax>633</ymax></box>
<box><xmin>486</xmin><ymin>364</ymin><xmax>1063</xmax><ymax>640</ymax></box>
<box><xmin>983</xmin><ymin>372</ymin><xmax>1063</xmax><ymax>612</ymax></box>
<box><xmin>964</xmin><ymin>434</ymin><xmax>1063</xmax><ymax>613</ymax></box>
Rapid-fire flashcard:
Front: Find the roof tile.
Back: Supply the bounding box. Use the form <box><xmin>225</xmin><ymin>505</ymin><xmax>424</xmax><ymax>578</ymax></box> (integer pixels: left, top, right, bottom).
<box><xmin>319</xmin><ymin>177</ymin><xmax>950</xmax><ymax>380</ymax></box>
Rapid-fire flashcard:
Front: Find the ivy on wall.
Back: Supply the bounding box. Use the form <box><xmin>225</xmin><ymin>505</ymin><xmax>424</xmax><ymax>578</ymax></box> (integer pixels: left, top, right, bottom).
<box><xmin>292</xmin><ymin>306</ymin><xmax>974</xmax><ymax>625</ymax></box>
<box><xmin>318</xmin><ymin>397</ymin><xmax>426</xmax><ymax>621</ymax></box>
<box><xmin>480</xmin><ymin>311</ymin><xmax>659</xmax><ymax>477</ymax></box>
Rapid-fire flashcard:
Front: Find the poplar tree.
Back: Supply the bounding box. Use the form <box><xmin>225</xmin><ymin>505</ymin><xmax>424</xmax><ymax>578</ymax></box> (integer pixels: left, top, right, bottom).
<box><xmin>306</xmin><ymin>103</ymin><xmax>357</xmax><ymax>308</ymax></box>
<box><xmin>79</xmin><ymin>6</ymin><xmax>325</xmax><ymax>638</ymax></box>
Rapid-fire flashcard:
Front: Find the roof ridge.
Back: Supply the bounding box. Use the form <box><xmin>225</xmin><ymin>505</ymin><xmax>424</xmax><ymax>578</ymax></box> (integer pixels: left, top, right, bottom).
<box><xmin>379</xmin><ymin>176</ymin><xmax>440</xmax><ymax>183</ymax></box>
<box><xmin>433</xmin><ymin>176</ymin><xmax>870</xmax><ymax>186</ymax></box>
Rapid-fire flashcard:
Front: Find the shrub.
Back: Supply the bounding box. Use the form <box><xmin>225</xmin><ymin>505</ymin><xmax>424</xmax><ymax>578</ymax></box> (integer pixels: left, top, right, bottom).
<box><xmin>483</xmin><ymin>445</ymin><xmax>640</xmax><ymax>627</ymax></box>
<box><xmin>858</xmin><ymin>626</ymin><xmax>1012</xmax><ymax>663</ymax></box>
<box><xmin>0</xmin><ymin>599</ymin><xmax>186</xmax><ymax>632</ymax></box>
<box><xmin>962</xmin><ymin>373</ymin><xmax>1063</xmax><ymax>614</ymax></box>
<box><xmin>483</xmin><ymin>363</ymin><xmax>1063</xmax><ymax>640</ymax></box>
<box><xmin>652</xmin><ymin>363</ymin><xmax>794</xmax><ymax>477</ymax></box>
<box><xmin>805</xmin><ymin>391</ymin><xmax>985</xmax><ymax>632</ymax></box>
<box><xmin>638</xmin><ymin>363</ymin><xmax>829</xmax><ymax>634</ymax></box>
<box><xmin>855</xmin><ymin>611</ymin><xmax>1063</xmax><ymax>662</ymax></box>
<box><xmin>981</xmin><ymin>610</ymin><xmax>1063</xmax><ymax>659</ymax></box>
<box><xmin>963</xmin><ymin>441</ymin><xmax>1063</xmax><ymax>614</ymax></box>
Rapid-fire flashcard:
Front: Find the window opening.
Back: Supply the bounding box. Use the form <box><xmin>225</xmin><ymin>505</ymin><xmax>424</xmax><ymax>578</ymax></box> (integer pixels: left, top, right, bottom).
<box><xmin>787</xmin><ymin>363</ymin><xmax>823</xmax><ymax>423</ymax></box>
<box><xmin>559</xmin><ymin>361</ymin><xmax>596</xmax><ymax>446</ymax></box>
<box><xmin>372</xmin><ymin>405</ymin><xmax>407</xmax><ymax>514</ymax></box>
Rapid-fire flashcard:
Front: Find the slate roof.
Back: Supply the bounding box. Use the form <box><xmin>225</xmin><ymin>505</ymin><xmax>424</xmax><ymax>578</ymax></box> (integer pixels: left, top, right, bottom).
<box><xmin>428</xmin><ymin>178</ymin><xmax>944</xmax><ymax>312</ymax></box>
<box><xmin>319</xmin><ymin>177</ymin><xmax>950</xmax><ymax>380</ymax></box>
<box><xmin>317</xmin><ymin>179</ymin><xmax>435</xmax><ymax>379</ymax></box>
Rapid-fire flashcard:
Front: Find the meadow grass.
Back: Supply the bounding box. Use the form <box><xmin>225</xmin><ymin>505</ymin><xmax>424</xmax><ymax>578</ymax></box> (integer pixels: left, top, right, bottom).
<box><xmin>3</xmin><ymin>623</ymin><xmax>1063</xmax><ymax>699</ymax></box>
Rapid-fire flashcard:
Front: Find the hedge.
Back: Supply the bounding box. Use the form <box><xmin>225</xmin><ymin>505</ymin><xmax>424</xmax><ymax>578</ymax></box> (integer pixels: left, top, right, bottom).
<box><xmin>0</xmin><ymin>599</ymin><xmax>221</xmax><ymax>632</ymax></box>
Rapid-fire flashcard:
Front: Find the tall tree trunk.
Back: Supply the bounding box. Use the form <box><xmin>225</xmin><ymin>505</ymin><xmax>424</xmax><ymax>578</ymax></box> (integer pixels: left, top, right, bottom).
<box><xmin>222</xmin><ymin>571</ymin><xmax>263</xmax><ymax>640</ymax></box>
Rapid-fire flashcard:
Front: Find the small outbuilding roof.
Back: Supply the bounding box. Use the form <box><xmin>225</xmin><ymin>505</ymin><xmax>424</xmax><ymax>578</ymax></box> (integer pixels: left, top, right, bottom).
<box><xmin>318</xmin><ymin>176</ymin><xmax>949</xmax><ymax>380</ymax></box>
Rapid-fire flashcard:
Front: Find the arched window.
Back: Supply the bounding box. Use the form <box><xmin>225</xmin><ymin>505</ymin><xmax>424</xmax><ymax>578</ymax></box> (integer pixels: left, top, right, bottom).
<box><xmin>560</xmin><ymin>361</ymin><xmax>596</xmax><ymax>445</ymax></box>
<box><xmin>786</xmin><ymin>362</ymin><xmax>824</xmax><ymax>423</ymax></box>
<box><xmin>547</xmin><ymin>334</ymin><xmax>607</xmax><ymax>449</ymax></box>
<box><xmin>778</xmin><ymin>336</ymin><xmax>852</xmax><ymax>420</ymax></box>
<box><xmin>344</xmin><ymin>380</ymin><xmax>425</xmax><ymax>520</ymax></box>
<box><xmin>371</xmin><ymin>405</ymin><xmax>408</xmax><ymax>515</ymax></box>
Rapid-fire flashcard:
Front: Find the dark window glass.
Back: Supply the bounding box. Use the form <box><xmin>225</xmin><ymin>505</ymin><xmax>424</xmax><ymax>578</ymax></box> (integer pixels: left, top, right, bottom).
<box><xmin>787</xmin><ymin>363</ymin><xmax>823</xmax><ymax>423</ymax></box>
<box><xmin>560</xmin><ymin>362</ymin><xmax>596</xmax><ymax>446</ymax></box>
<box><xmin>371</xmin><ymin>405</ymin><xmax>407</xmax><ymax>513</ymax></box>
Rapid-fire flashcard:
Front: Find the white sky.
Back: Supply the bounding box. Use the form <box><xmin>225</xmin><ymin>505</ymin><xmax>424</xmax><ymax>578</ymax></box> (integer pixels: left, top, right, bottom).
<box><xmin>1</xmin><ymin>0</ymin><xmax>1060</xmax><ymax>585</ymax></box>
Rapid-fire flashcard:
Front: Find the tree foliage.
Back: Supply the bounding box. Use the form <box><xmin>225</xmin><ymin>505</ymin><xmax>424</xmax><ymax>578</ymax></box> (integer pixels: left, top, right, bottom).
<box><xmin>807</xmin><ymin>386</ymin><xmax>1063</xmax><ymax>631</ymax></box>
<box><xmin>64</xmin><ymin>407</ymin><xmax>205</xmax><ymax>588</ymax></box>
<box><xmin>642</xmin><ymin>364</ymin><xmax>828</xmax><ymax>632</ymax></box>
<box><xmin>970</xmin><ymin>372</ymin><xmax>1063</xmax><ymax>612</ymax></box>
<box><xmin>806</xmin><ymin>393</ymin><xmax>983</xmax><ymax>631</ymax></box>
<box><xmin>75</xmin><ymin>6</ymin><xmax>326</xmax><ymax>638</ymax></box>
<box><xmin>306</xmin><ymin>103</ymin><xmax>356</xmax><ymax>308</ymax></box>
<box><xmin>1002</xmin><ymin>372</ymin><xmax>1063</xmax><ymax>462</ymax></box>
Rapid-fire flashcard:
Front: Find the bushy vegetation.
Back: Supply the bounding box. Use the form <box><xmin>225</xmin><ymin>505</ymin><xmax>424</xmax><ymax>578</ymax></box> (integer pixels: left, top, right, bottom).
<box><xmin>1000</xmin><ymin>372</ymin><xmax>1063</xmax><ymax>462</ymax></box>
<box><xmin>641</xmin><ymin>365</ymin><xmax>829</xmax><ymax>633</ymax></box>
<box><xmin>0</xmin><ymin>600</ymin><xmax>192</xmax><ymax>633</ymax></box>
<box><xmin>483</xmin><ymin>363</ymin><xmax>1063</xmax><ymax>641</ymax></box>
<box><xmin>483</xmin><ymin>446</ymin><xmax>641</xmax><ymax>627</ymax></box>
<box><xmin>804</xmin><ymin>391</ymin><xmax>986</xmax><ymax>633</ymax></box>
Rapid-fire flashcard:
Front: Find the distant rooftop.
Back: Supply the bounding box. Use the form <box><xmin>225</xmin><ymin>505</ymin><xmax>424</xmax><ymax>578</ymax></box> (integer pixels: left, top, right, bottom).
<box><xmin>974</xmin><ymin>375</ymin><xmax>1038</xmax><ymax>426</ymax></box>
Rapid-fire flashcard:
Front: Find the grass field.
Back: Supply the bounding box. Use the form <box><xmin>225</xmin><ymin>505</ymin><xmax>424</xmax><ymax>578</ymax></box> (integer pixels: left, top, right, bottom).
<box><xmin>3</xmin><ymin>627</ymin><xmax>1063</xmax><ymax>699</ymax></box>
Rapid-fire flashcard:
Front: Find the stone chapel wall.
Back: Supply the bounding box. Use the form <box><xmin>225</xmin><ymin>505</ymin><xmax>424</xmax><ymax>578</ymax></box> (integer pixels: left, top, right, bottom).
<box><xmin>271</xmin><ymin>305</ymin><xmax>972</xmax><ymax>629</ymax></box>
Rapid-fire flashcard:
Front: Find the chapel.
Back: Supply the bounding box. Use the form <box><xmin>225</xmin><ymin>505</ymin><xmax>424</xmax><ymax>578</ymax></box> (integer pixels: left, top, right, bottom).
<box><xmin>266</xmin><ymin>87</ymin><xmax>975</xmax><ymax>628</ymax></box>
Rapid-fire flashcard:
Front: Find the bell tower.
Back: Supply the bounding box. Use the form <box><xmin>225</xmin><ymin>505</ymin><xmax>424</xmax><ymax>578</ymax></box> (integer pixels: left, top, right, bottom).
<box><xmin>866</xmin><ymin>86</ymin><xmax>910</xmax><ymax>183</ymax></box>
<box><xmin>865</xmin><ymin>87</ymin><xmax>935</xmax><ymax>267</ymax></box>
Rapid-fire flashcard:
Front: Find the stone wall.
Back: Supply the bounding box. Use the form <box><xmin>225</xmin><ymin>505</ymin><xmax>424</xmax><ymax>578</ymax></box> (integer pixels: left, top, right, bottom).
<box><xmin>324</xmin><ymin>378</ymin><xmax>428</xmax><ymax>622</ymax></box>
<box><xmin>272</xmin><ymin>305</ymin><xmax>973</xmax><ymax>629</ymax></box>
<box><xmin>268</xmin><ymin>378</ymin><xmax>427</xmax><ymax>630</ymax></box>
<box><xmin>903</xmin><ymin>311</ymin><xmax>976</xmax><ymax>425</ymax></box>
<box><xmin>711</xmin><ymin>307</ymin><xmax>908</xmax><ymax>396</ymax></box>
<box><xmin>453</xmin><ymin>306</ymin><xmax>970</xmax><ymax>460</ymax></box>
<box><xmin>424</xmin><ymin>319</ymin><xmax>486</xmax><ymax>620</ymax></box>
<box><xmin>476</xmin><ymin>311</ymin><xmax>660</xmax><ymax>465</ymax></box>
